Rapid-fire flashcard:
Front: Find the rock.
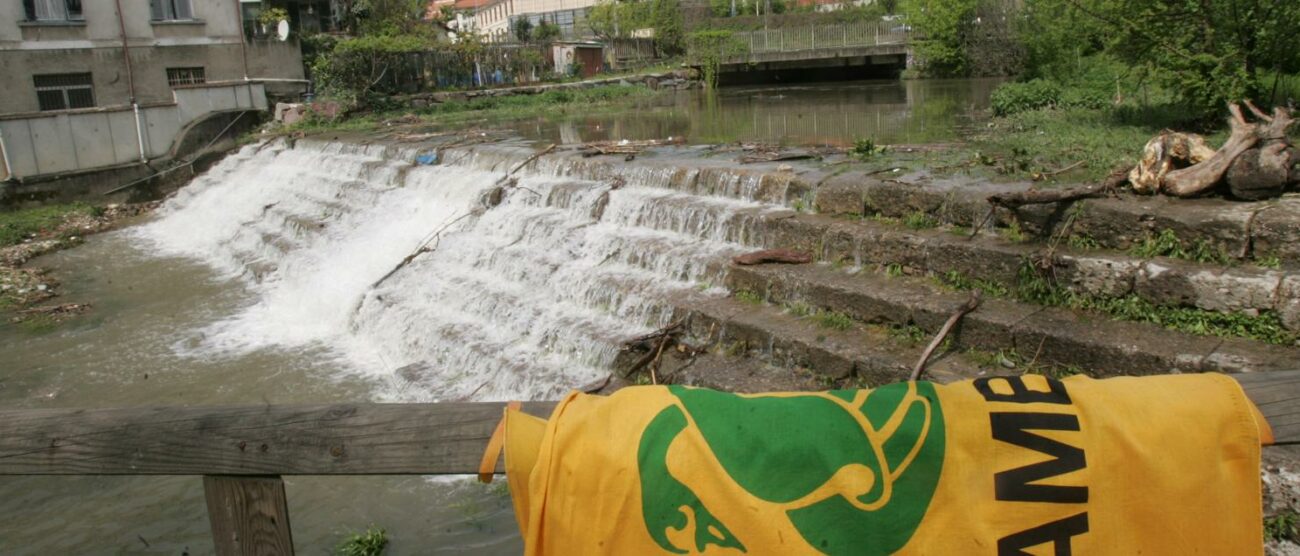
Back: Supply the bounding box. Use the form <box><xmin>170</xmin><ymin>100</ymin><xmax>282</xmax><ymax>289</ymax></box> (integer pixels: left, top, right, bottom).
<box><xmin>732</xmin><ymin>249</ymin><xmax>813</xmax><ymax>266</ymax></box>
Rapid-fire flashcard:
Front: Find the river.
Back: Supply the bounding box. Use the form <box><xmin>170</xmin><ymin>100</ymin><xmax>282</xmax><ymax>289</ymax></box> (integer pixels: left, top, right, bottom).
<box><xmin>0</xmin><ymin>78</ymin><xmax>997</xmax><ymax>555</ymax></box>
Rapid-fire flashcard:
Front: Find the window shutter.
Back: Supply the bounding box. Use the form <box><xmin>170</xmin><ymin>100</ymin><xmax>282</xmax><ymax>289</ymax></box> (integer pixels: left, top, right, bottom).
<box><xmin>149</xmin><ymin>0</ymin><xmax>165</xmax><ymax>20</ymax></box>
<box><xmin>175</xmin><ymin>0</ymin><xmax>193</xmax><ymax>20</ymax></box>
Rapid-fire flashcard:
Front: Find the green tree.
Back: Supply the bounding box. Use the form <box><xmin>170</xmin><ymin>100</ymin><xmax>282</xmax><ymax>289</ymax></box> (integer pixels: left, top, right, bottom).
<box><xmin>649</xmin><ymin>0</ymin><xmax>684</xmax><ymax>56</ymax></box>
<box><xmin>902</xmin><ymin>0</ymin><xmax>980</xmax><ymax>75</ymax></box>
<box><xmin>513</xmin><ymin>18</ymin><xmax>534</xmax><ymax>42</ymax></box>
<box><xmin>534</xmin><ymin>20</ymin><xmax>562</xmax><ymax>42</ymax></box>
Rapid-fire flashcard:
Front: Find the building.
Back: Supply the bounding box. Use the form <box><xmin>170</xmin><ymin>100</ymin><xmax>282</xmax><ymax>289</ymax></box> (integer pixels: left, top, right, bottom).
<box><xmin>0</xmin><ymin>0</ymin><xmax>304</xmax><ymax>182</ymax></box>
<box><xmin>470</xmin><ymin>0</ymin><xmax>600</xmax><ymax>42</ymax></box>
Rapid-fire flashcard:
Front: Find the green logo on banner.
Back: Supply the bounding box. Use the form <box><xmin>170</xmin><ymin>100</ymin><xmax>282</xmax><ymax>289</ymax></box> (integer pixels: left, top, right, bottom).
<box><xmin>637</xmin><ymin>383</ymin><xmax>945</xmax><ymax>555</ymax></box>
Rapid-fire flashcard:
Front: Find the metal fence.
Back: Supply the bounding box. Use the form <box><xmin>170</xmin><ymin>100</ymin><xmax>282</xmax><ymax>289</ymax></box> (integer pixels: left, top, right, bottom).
<box><xmin>733</xmin><ymin>20</ymin><xmax>910</xmax><ymax>55</ymax></box>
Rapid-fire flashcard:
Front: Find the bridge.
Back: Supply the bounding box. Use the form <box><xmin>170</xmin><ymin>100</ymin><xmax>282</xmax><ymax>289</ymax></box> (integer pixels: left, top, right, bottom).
<box><xmin>712</xmin><ymin>21</ymin><xmax>912</xmax><ymax>81</ymax></box>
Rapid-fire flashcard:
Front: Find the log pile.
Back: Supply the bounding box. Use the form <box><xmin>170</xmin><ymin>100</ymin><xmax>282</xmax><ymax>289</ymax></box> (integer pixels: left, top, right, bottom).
<box><xmin>1129</xmin><ymin>102</ymin><xmax>1297</xmax><ymax>200</ymax></box>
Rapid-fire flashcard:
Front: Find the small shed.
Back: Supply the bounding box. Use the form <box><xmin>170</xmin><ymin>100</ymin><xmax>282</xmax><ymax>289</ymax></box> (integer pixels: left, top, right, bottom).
<box><xmin>552</xmin><ymin>42</ymin><xmax>605</xmax><ymax>78</ymax></box>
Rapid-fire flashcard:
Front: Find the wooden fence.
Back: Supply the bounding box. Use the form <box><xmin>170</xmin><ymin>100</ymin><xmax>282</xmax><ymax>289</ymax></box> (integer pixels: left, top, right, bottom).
<box><xmin>1</xmin><ymin>372</ymin><xmax>1296</xmax><ymax>555</ymax></box>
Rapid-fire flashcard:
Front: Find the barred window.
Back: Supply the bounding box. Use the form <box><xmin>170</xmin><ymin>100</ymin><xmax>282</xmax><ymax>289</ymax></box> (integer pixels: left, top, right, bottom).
<box><xmin>33</xmin><ymin>73</ymin><xmax>94</xmax><ymax>111</ymax></box>
<box><xmin>22</xmin><ymin>0</ymin><xmax>84</xmax><ymax>21</ymax></box>
<box><xmin>166</xmin><ymin>67</ymin><xmax>206</xmax><ymax>87</ymax></box>
<box><xmin>150</xmin><ymin>0</ymin><xmax>194</xmax><ymax>21</ymax></box>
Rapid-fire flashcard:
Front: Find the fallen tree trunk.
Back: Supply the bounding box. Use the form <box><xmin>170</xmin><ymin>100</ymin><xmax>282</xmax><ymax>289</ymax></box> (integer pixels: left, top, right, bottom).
<box><xmin>1162</xmin><ymin>104</ymin><xmax>1261</xmax><ymax>197</ymax></box>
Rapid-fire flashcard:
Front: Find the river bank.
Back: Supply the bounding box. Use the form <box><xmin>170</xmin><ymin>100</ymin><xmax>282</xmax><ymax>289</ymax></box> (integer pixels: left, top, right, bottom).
<box><xmin>0</xmin><ymin>202</ymin><xmax>157</xmax><ymax>325</ymax></box>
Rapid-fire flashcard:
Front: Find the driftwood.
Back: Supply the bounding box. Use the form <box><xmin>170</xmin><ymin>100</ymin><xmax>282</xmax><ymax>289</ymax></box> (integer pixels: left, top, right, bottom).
<box><xmin>732</xmin><ymin>249</ymin><xmax>813</xmax><ymax>266</ymax></box>
<box><xmin>620</xmin><ymin>319</ymin><xmax>688</xmax><ymax>380</ymax></box>
<box><xmin>1128</xmin><ymin>102</ymin><xmax>1296</xmax><ymax>199</ymax></box>
<box><xmin>909</xmin><ymin>292</ymin><xmax>981</xmax><ymax>382</ymax></box>
<box><xmin>739</xmin><ymin>151</ymin><xmax>817</xmax><ymax>164</ymax></box>
<box><xmin>986</xmin><ymin>172</ymin><xmax>1124</xmax><ymax>211</ymax></box>
<box><xmin>577</xmin><ymin>138</ymin><xmax>684</xmax><ymax>158</ymax></box>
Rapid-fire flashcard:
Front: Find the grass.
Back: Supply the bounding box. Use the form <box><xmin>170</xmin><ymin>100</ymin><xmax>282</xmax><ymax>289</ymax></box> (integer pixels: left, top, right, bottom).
<box><xmin>784</xmin><ymin>301</ymin><xmax>813</xmax><ymax>317</ymax></box>
<box><xmin>336</xmin><ymin>526</ymin><xmax>388</xmax><ymax>556</ymax></box>
<box><xmin>1066</xmin><ymin>233</ymin><xmax>1101</xmax><ymax>250</ymax></box>
<box><xmin>999</xmin><ymin>220</ymin><xmax>1027</xmax><ymax>243</ymax></box>
<box><xmin>886</xmin><ymin>323</ymin><xmax>929</xmax><ymax>345</ymax></box>
<box><xmin>1266</xmin><ymin>510</ymin><xmax>1299</xmax><ymax>543</ymax></box>
<box><xmin>885</xmin><ymin>263</ymin><xmax>905</xmax><ymax>278</ymax></box>
<box><xmin>735</xmin><ymin>289</ymin><xmax>764</xmax><ymax>305</ymax></box>
<box><xmin>291</xmin><ymin>84</ymin><xmax>656</xmax><ymax>133</ymax></box>
<box><xmin>966</xmin><ymin>347</ymin><xmax>1086</xmax><ymax>378</ymax></box>
<box><xmin>0</xmin><ymin>203</ymin><xmax>97</xmax><ymax>248</ymax></box>
<box><xmin>1257</xmin><ymin>254</ymin><xmax>1282</xmax><ymax>270</ymax></box>
<box><xmin>969</xmin><ymin>105</ymin><xmax>1227</xmax><ymax>184</ymax></box>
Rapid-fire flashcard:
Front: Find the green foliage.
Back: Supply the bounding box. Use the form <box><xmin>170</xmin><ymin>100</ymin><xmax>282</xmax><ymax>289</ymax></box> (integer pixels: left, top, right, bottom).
<box><xmin>735</xmin><ymin>289</ymin><xmax>764</xmax><ymax>304</ymax></box>
<box><xmin>512</xmin><ymin>18</ymin><xmax>534</xmax><ymax>42</ymax></box>
<box><xmin>257</xmin><ymin>7</ymin><xmax>289</xmax><ymax>26</ymax></box>
<box><xmin>534</xmin><ymin>21</ymin><xmax>561</xmax><ymax>42</ymax></box>
<box><xmin>999</xmin><ymin>220</ymin><xmax>1025</xmax><ymax>243</ymax></box>
<box><xmin>1018</xmin><ymin>0</ymin><xmax>1300</xmax><ymax>119</ymax></box>
<box><xmin>990</xmin><ymin>79</ymin><xmax>1112</xmax><ymax>117</ymax></box>
<box><xmin>785</xmin><ymin>301</ymin><xmax>813</xmax><ymax>317</ymax></box>
<box><xmin>902</xmin><ymin>0</ymin><xmax>984</xmax><ymax>75</ymax></box>
<box><xmin>1015</xmin><ymin>260</ymin><xmax>1296</xmax><ymax>345</ymax></box>
<box><xmin>885</xmin><ymin>263</ymin><xmax>905</xmax><ymax>277</ymax></box>
<box><xmin>587</xmin><ymin>0</ymin><xmax>654</xmax><ymax>39</ymax></box>
<box><xmin>1129</xmin><ymin>229</ymin><xmax>1231</xmax><ymax>265</ymax></box>
<box><xmin>1066</xmin><ymin>234</ymin><xmax>1101</xmax><ymax>251</ymax></box>
<box><xmin>936</xmin><ymin>270</ymin><xmax>1010</xmax><ymax>297</ymax></box>
<box><xmin>902</xmin><ymin>211</ymin><xmax>938</xmax><ymax>230</ymax></box>
<box><xmin>650</xmin><ymin>0</ymin><xmax>684</xmax><ymax>56</ymax></box>
<box><xmin>886</xmin><ymin>323</ymin><xmax>928</xmax><ymax>345</ymax></box>
<box><xmin>1256</xmin><ymin>255</ymin><xmax>1282</xmax><ymax>270</ymax></box>
<box><xmin>0</xmin><ymin>203</ymin><xmax>95</xmax><ymax>248</ymax></box>
<box><xmin>850</xmin><ymin>137</ymin><xmax>886</xmax><ymax>159</ymax></box>
<box><xmin>336</xmin><ymin>526</ymin><xmax>388</xmax><ymax>556</ymax></box>
<box><xmin>815</xmin><ymin>311</ymin><xmax>854</xmax><ymax>331</ymax></box>
<box><xmin>1266</xmin><ymin>511</ymin><xmax>1299</xmax><ymax>543</ymax></box>
<box><xmin>686</xmin><ymin>30</ymin><xmax>744</xmax><ymax>88</ymax></box>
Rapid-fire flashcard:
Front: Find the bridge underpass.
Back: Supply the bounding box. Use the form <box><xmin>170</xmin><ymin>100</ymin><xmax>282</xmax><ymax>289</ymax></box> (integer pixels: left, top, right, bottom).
<box><xmin>703</xmin><ymin>22</ymin><xmax>912</xmax><ymax>85</ymax></box>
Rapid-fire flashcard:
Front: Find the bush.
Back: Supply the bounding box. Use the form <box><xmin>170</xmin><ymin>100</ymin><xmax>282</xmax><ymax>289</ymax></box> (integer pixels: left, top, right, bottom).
<box><xmin>990</xmin><ymin>79</ymin><xmax>1062</xmax><ymax>116</ymax></box>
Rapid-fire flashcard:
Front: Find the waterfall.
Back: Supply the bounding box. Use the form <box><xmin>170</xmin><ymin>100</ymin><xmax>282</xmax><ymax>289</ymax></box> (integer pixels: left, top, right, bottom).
<box><xmin>134</xmin><ymin>139</ymin><xmax>784</xmax><ymax>401</ymax></box>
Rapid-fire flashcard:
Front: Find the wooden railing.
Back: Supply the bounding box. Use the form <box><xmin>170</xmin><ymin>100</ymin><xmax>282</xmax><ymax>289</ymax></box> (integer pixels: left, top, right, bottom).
<box><xmin>733</xmin><ymin>20</ymin><xmax>910</xmax><ymax>55</ymax></box>
<box><xmin>1</xmin><ymin>372</ymin><xmax>1297</xmax><ymax>555</ymax></box>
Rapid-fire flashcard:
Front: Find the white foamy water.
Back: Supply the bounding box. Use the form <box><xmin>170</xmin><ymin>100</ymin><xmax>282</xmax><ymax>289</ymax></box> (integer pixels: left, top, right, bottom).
<box><xmin>135</xmin><ymin>139</ymin><xmax>778</xmax><ymax>401</ymax></box>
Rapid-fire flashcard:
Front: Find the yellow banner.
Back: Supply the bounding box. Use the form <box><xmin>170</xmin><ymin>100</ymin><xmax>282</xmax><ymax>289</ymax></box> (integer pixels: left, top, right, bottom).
<box><xmin>502</xmin><ymin>374</ymin><xmax>1265</xmax><ymax>555</ymax></box>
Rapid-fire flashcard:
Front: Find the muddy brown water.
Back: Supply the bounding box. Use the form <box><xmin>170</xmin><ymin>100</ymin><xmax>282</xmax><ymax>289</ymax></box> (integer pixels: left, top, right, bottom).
<box><xmin>0</xmin><ymin>233</ymin><xmax>521</xmax><ymax>554</ymax></box>
<box><xmin>0</xmin><ymin>78</ymin><xmax>1000</xmax><ymax>555</ymax></box>
<box><xmin>512</xmin><ymin>78</ymin><xmax>1003</xmax><ymax>146</ymax></box>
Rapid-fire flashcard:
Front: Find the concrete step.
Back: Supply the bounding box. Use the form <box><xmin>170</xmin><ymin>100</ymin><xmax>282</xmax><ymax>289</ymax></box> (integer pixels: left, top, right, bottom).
<box><xmin>663</xmin><ymin>291</ymin><xmax>998</xmax><ymax>387</ymax></box>
<box><xmin>725</xmin><ymin>263</ymin><xmax>1300</xmax><ymax>375</ymax></box>
<box><xmin>760</xmin><ymin>213</ymin><xmax>1300</xmax><ymax>332</ymax></box>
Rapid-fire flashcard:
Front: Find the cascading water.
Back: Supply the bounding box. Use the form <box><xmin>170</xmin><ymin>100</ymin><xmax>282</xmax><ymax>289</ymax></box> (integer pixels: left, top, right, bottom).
<box><xmin>134</xmin><ymin>139</ymin><xmax>787</xmax><ymax>401</ymax></box>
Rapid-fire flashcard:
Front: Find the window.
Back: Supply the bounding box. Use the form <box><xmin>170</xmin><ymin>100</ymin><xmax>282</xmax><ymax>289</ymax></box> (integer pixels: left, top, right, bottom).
<box><xmin>33</xmin><ymin>73</ymin><xmax>94</xmax><ymax>111</ymax></box>
<box><xmin>166</xmin><ymin>67</ymin><xmax>206</xmax><ymax>87</ymax></box>
<box><xmin>150</xmin><ymin>0</ymin><xmax>194</xmax><ymax>21</ymax></box>
<box><xmin>22</xmin><ymin>0</ymin><xmax>83</xmax><ymax>21</ymax></box>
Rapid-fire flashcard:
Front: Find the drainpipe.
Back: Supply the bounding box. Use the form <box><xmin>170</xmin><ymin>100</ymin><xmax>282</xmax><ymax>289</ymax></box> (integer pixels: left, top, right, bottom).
<box><xmin>0</xmin><ymin>127</ymin><xmax>13</xmax><ymax>181</ymax></box>
<box><xmin>113</xmin><ymin>0</ymin><xmax>147</xmax><ymax>162</ymax></box>
<box><xmin>235</xmin><ymin>0</ymin><xmax>249</xmax><ymax>80</ymax></box>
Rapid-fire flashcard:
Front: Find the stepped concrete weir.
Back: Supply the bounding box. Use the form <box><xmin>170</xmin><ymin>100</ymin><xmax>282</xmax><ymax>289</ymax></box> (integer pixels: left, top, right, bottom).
<box><xmin>132</xmin><ymin>136</ymin><xmax>1300</xmax><ymax>399</ymax></box>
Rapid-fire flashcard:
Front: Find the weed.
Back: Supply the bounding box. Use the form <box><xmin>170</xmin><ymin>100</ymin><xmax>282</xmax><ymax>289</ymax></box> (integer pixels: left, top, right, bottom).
<box><xmin>999</xmin><ymin>220</ymin><xmax>1026</xmax><ymax>243</ymax></box>
<box><xmin>15</xmin><ymin>314</ymin><xmax>59</xmax><ymax>335</ymax></box>
<box><xmin>1257</xmin><ymin>254</ymin><xmax>1282</xmax><ymax>270</ymax></box>
<box><xmin>903</xmin><ymin>211</ymin><xmax>938</xmax><ymax>230</ymax></box>
<box><xmin>792</xmin><ymin>199</ymin><xmax>806</xmax><ymax>212</ymax></box>
<box><xmin>1014</xmin><ymin>259</ymin><xmax>1297</xmax><ymax>345</ymax></box>
<box><xmin>722</xmin><ymin>340</ymin><xmax>748</xmax><ymax>357</ymax></box>
<box><xmin>1266</xmin><ymin>511</ymin><xmax>1299</xmax><ymax>543</ymax></box>
<box><xmin>851</xmin><ymin>137</ymin><xmax>886</xmax><ymax>159</ymax></box>
<box><xmin>336</xmin><ymin>526</ymin><xmax>388</xmax><ymax>556</ymax></box>
<box><xmin>785</xmin><ymin>301</ymin><xmax>812</xmax><ymax>317</ymax></box>
<box><xmin>1066</xmin><ymin>234</ymin><xmax>1101</xmax><ymax>250</ymax></box>
<box><xmin>815</xmin><ymin>311</ymin><xmax>854</xmax><ymax>331</ymax></box>
<box><xmin>885</xmin><ymin>263</ymin><xmax>905</xmax><ymax>278</ymax></box>
<box><xmin>948</xmin><ymin>225</ymin><xmax>970</xmax><ymax>237</ymax></box>
<box><xmin>734</xmin><ymin>289</ymin><xmax>764</xmax><ymax>305</ymax></box>
<box><xmin>937</xmin><ymin>270</ymin><xmax>1010</xmax><ymax>298</ymax></box>
<box><xmin>1130</xmin><ymin>229</ymin><xmax>1231</xmax><ymax>265</ymax></box>
<box><xmin>886</xmin><ymin>323</ymin><xmax>929</xmax><ymax>345</ymax></box>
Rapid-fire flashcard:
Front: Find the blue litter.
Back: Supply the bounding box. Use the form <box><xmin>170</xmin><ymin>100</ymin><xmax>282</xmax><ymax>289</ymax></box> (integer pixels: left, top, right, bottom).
<box><xmin>416</xmin><ymin>154</ymin><xmax>438</xmax><ymax>165</ymax></box>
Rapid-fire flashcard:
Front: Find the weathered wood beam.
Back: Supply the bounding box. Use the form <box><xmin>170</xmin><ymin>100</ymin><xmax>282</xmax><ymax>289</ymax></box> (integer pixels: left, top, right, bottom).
<box><xmin>205</xmin><ymin>475</ymin><xmax>294</xmax><ymax>556</ymax></box>
<box><xmin>0</xmin><ymin>373</ymin><xmax>1296</xmax><ymax>477</ymax></box>
<box><xmin>0</xmin><ymin>401</ymin><xmax>556</xmax><ymax>476</ymax></box>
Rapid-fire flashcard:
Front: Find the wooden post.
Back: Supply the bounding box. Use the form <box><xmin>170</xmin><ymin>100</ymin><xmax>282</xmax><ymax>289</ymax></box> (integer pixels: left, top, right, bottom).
<box><xmin>205</xmin><ymin>475</ymin><xmax>295</xmax><ymax>556</ymax></box>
